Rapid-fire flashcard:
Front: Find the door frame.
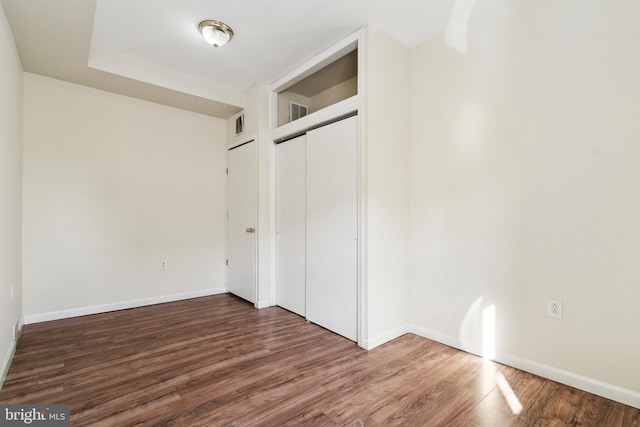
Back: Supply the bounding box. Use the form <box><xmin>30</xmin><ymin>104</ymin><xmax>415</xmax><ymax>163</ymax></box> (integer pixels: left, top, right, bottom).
<box><xmin>226</xmin><ymin>134</ymin><xmax>259</xmax><ymax>306</ymax></box>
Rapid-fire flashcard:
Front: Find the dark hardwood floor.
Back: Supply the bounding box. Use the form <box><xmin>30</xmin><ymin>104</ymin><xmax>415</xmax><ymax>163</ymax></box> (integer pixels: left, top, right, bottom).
<box><xmin>1</xmin><ymin>294</ymin><xmax>638</xmax><ymax>426</ymax></box>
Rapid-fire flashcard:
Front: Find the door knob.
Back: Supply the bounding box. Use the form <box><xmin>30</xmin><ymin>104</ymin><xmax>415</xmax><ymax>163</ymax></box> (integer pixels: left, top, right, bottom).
<box><xmin>245</xmin><ymin>227</ymin><xmax>255</xmax><ymax>233</ymax></box>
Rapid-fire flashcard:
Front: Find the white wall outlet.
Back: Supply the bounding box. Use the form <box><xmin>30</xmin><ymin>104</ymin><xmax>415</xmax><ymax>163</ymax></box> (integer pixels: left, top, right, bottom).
<box><xmin>547</xmin><ymin>299</ymin><xmax>562</xmax><ymax>319</ymax></box>
<box><xmin>160</xmin><ymin>260</ymin><xmax>168</xmax><ymax>270</ymax></box>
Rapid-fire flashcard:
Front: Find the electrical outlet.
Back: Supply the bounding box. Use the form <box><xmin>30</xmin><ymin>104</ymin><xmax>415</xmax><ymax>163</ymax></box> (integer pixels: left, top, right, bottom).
<box><xmin>547</xmin><ymin>299</ymin><xmax>562</xmax><ymax>319</ymax></box>
<box><xmin>160</xmin><ymin>260</ymin><xmax>168</xmax><ymax>270</ymax></box>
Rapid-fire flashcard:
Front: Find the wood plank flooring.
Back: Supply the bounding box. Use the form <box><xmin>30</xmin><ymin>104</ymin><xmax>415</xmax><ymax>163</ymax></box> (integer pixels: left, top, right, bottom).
<box><xmin>1</xmin><ymin>294</ymin><xmax>638</xmax><ymax>426</ymax></box>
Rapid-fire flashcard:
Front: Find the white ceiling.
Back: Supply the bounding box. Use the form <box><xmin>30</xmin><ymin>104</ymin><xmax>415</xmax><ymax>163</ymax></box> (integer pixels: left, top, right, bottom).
<box><xmin>1</xmin><ymin>0</ymin><xmax>486</xmax><ymax>118</ymax></box>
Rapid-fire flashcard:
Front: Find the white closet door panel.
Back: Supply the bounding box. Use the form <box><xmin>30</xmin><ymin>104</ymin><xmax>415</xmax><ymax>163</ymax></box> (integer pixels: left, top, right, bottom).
<box><xmin>306</xmin><ymin>115</ymin><xmax>358</xmax><ymax>341</ymax></box>
<box><xmin>276</xmin><ymin>135</ymin><xmax>306</xmax><ymax>316</ymax></box>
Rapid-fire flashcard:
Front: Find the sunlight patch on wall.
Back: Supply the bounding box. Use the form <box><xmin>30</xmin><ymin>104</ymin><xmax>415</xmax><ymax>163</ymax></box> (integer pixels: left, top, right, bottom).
<box><xmin>445</xmin><ymin>0</ymin><xmax>477</xmax><ymax>54</ymax></box>
<box><xmin>459</xmin><ymin>297</ymin><xmax>496</xmax><ymax>358</ymax></box>
<box><xmin>482</xmin><ymin>304</ymin><xmax>496</xmax><ymax>359</ymax></box>
<box><xmin>454</xmin><ymin>101</ymin><xmax>485</xmax><ymax>160</ymax></box>
<box><xmin>458</xmin><ymin>296</ymin><xmax>483</xmax><ymax>354</ymax></box>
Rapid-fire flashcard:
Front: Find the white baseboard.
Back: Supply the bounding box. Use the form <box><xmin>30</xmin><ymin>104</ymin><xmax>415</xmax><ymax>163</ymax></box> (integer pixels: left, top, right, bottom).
<box><xmin>361</xmin><ymin>323</ymin><xmax>410</xmax><ymax>350</ymax></box>
<box><xmin>410</xmin><ymin>324</ymin><xmax>483</xmax><ymax>355</ymax></box>
<box><xmin>23</xmin><ymin>288</ymin><xmax>227</xmax><ymax>325</ymax></box>
<box><xmin>255</xmin><ymin>300</ymin><xmax>271</xmax><ymax>309</ymax></box>
<box><xmin>409</xmin><ymin>324</ymin><xmax>640</xmax><ymax>409</ymax></box>
<box><xmin>0</xmin><ymin>340</ymin><xmax>17</xmax><ymax>391</ymax></box>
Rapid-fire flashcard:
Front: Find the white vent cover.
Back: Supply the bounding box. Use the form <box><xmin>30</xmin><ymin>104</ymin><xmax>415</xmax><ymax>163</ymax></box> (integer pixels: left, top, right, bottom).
<box><xmin>290</xmin><ymin>102</ymin><xmax>308</xmax><ymax>122</ymax></box>
<box><xmin>235</xmin><ymin>114</ymin><xmax>244</xmax><ymax>136</ymax></box>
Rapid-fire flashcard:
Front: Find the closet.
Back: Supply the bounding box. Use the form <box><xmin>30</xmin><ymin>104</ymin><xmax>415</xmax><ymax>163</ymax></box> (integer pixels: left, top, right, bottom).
<box><xmin>276</xmin><ymin>115</ymin><xmax>358</xmax><ymax>341</ymax></box>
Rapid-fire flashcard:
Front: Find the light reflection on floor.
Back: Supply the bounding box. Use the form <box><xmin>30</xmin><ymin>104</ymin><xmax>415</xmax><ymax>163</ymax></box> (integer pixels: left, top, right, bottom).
<box><xmin>496</xmin><ymin>371</ymin><xmax>524</xmax><ymax>415</ymax></box>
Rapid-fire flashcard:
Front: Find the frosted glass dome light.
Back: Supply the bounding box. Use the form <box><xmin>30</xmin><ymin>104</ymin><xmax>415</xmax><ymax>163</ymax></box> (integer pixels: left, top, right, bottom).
<box><xmin>198</xmin><ymin>20</ymin><xmax>234</xmax><ymax>48</ymax></box>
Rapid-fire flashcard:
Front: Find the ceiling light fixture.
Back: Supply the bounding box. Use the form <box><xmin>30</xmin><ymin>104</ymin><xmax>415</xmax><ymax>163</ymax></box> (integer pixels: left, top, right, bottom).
<box><xmin>198</xmin><ymin>20</ymin><xmax>234</xmax><ymax>48</ymax></box>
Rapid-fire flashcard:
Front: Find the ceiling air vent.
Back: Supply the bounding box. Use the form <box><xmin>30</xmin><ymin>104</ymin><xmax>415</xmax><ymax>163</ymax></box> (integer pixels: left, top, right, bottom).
<box><xmin>290</xmin><ymin>102</ymin><xmax>308</xmax><ymax>122</ymax></box>
<box><xmin>235</xmin><ymin>114</ymin><xmax>244</xmax><ymax>136</ymax></box>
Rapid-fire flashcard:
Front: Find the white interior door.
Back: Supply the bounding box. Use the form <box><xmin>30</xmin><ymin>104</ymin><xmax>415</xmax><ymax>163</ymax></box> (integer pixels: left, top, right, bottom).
<box><xmin>227</xmin><ymin>140</ymin><xmax>257</xmax><ymax>303</ymax></box>
<box><xmin>276</xmin><ymin>135</ymin><xmax>307</xmax><ymax>316</ymax></box>
<box><xmin>306</xmin><ymin>115</ymin><xmax>358</xmax><ymax>341</ymax></box>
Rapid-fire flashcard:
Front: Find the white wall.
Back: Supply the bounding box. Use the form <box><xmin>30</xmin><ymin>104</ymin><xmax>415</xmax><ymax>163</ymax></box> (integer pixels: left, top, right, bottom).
<box><xmin>22</xmin><ymin>73</ymin><xmax>228</xmax><ymax>317</ymax></box>
<box><xmin>310</xmin><ymin>77</ymin><xmax>357</xmax><ymax>113</ymax></box>
<box><xmin>0</xmin><ymin>3</ymin><xmax>23</xmax><ymax>387</ymax></box>
<box><xmin>363</xmin><ymin>28</ymin><xmax>411</xmax><ymax>347</ymax></box>
<box><xmin>409</xmin><ymin>0</ymin><xmax>640</xmax><ymax>400</ymax></box>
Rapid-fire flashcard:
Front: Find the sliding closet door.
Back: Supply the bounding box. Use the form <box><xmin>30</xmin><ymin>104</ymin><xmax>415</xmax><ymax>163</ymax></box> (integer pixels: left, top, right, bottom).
<box><xmin>275</xmin><ymin>135</ymin><xmax>306</xmax><ymax>316</ymax></box>
<box><xmin>306</xmin><ymin>115</ymin><xmax>358</xmax><ymax>341</ymax></box>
